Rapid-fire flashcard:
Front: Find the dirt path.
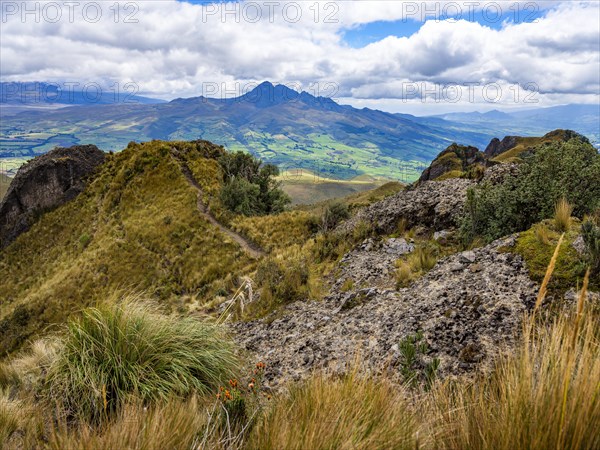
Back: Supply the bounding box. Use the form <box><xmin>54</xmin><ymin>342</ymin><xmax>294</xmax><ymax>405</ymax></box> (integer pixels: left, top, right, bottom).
<box><xmin>175</xmin><ymin>159</ymin><xmax>265</xmax><ymax>259</ymax></box>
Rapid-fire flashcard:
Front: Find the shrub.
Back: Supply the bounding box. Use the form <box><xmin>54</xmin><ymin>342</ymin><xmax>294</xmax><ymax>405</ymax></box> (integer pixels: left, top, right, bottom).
<box><xmin>218</xmin><ymin>151</ymin><xmax>290</xmax><ymax>216</ymax></box>
<box><xmin>582</xmin><ymin>220</ymin><xmax>600</xmax><ymax>276</ymax></box>
<box><xmin>514</xmin><ymin>221</ymin><xmax>587</xmax><ymax>293</ymax></box>
<box><xmin>43</xmin><ymin>301</ymin><xmax>239</xmax><ymax>423</ymax></box>
<box><xmin>320</xmin><ymin>202</ymin><xmax>350</xmax><ymax>233</ymax></box>
<box><xmin>398</xmin><ymin>331</ymin><xmax>439</xmax><ymax>390</ymax></box>
<box><xmin>251</xmin><ymin>256</ymin><xmax>310</xmax><ymax>317</ymax></box>
<box><xmin>461</xmin><ymin>138</ymin><xmax>600</xmax><ymax>243</ymax></box>
<box><xmin>554</xmin><ymin>197</ymin><xmax>573</xmax><ymax>232</ymax></box>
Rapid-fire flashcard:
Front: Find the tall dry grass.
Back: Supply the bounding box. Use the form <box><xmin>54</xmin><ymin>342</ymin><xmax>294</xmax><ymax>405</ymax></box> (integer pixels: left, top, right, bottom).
<box><xmin>247</xmin><ymin>368</ymin><xmax>418</xmax><ymax>450</ymax></box>
<box><xmin>428</xmin><ymin>271</ymin><xmax>599</xmax><ymax>450</ymax></box>
<box><xmin>554</xmin><ymin>197</ymin><xmax>573</xmax><ymax>232</ymax></box>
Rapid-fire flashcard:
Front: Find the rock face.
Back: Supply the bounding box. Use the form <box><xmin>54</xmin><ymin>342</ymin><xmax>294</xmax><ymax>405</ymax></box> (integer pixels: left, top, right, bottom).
<box><xmin>338</xmin><ymin>178</ymin><xmax>475</xmax><ymax>235</ymax></box>
<box><xmin>232</xmin><ymin>235</ymin><xmax>538</xmax><ymax>387</ymax></box>
<box><xmin>419</xmin><ymin>143</ymin><xmax>486</xmax><ymax>182</ymax></box>
<box><xmin>484</xmin><ymin>136</ymin><xmax>519</xmax><ymax>158</ymax></box>
<box><xmin>0</xmin><ymin>145</ymin><xmax>105</xmax><ymax>248</ymax></box>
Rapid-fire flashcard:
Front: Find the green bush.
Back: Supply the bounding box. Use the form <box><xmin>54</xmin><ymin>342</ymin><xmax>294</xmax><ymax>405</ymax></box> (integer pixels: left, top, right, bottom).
<box><xmin>43</xmin><ymin>301</ymin><xmax>239</xmax><ymax>424</ymax></box>
<box><xmin>320</xmin><ymin>202</ymin><xmax>350</xmax><ymax>232</ymax></box>
<box><xmin>218</xmin><ymin>151</ymin><xmax>290</xmax><ymax>215</ymax></box>
<box><xmin>461</xmin><ymin>138</ymin><xmax>600</xmax><ymax>243</ymax></box>
<box><xmin>582</xmin><ymin>220</ymin><xmax>600</xmax><ymax>276</ymax></box>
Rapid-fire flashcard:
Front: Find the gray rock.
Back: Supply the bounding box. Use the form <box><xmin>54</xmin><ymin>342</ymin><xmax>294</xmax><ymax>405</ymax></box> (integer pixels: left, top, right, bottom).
<box><xmin>459</xmin><ymin>251</ymin><xmax>477</xmax><ymax>264</ymax></box>
<box><xmin>572</xmin><ymin>235</ymin><xmax>586</xmax><ymax>255</ymax></box>
<box><xmin>232</xmin><ymin>239</ymin><xmax>538</xmax><ymax>387</ymax></box>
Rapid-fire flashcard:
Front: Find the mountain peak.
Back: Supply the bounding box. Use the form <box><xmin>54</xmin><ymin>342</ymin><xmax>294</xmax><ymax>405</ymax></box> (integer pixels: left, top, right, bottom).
<box><xmin>241</xmin><ymin>82</ymin><xmax>300</xmax><ymax>108</ymax></box>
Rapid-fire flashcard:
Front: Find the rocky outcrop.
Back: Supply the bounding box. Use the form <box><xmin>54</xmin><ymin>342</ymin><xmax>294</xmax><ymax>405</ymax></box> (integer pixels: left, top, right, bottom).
<box><xmin>338</xmin><ymin>178</ymin><xmax>475</xmax><ymax>235</ymax></box>
<box><xmin>232</xmin><ymin>235</ymin><xmax>538</xmax><ymax>387</ymax></box>
<box><xmin>0</xmin><ymin>145</ymin><xmax>105</xmax><ymax>248</ymax></box>
<box><xmin>484</xmin><ymin>136</ymin><xmax>519</xmax><ymax>158</ymax></box>
<box><xmin>419</xmin><ymin>143</ymin><xmax>486</xmax><ymax>182</ymax></box>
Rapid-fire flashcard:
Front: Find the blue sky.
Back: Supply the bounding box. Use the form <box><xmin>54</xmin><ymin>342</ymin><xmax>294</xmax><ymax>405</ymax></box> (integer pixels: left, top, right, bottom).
<box><xmin>1</xmin><ymin>1</ymin><xmax>598</xmax><ymax>114</ymax></box>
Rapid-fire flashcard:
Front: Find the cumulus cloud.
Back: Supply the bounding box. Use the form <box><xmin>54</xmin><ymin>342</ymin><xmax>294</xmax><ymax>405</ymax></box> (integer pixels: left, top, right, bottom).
<box><xmin>0</xmin><ymin>0</ymin><xmax>597</xmax><ymax>113</ymax></box>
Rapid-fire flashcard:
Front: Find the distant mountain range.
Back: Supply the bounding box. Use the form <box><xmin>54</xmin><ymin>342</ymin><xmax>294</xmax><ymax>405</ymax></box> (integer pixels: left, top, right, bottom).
<box><xmin>0</xmin><ymin>82</ymin><xmax>164</xmax><ymax>107</ymax></box>
<box><xmin>1</xmin><ymin>81</ymin><xmax>598</xmax><ymax>181</ymax></box>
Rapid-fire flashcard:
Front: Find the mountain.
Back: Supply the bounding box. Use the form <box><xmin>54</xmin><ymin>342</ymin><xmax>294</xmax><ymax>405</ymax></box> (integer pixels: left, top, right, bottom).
<box><xmin>426</xmin><ymin>104</ymin><xmax>600</xmax><ymax>148</ymax></box>
<box><xmin>2</xmin><ymin>83</ymin><xmax>598</xmax><ymax>181</ymax></box>
<box><xmin>0</xmin><ymin>82</ymin><xmax>494</xmax><ymax>181</ymax></box>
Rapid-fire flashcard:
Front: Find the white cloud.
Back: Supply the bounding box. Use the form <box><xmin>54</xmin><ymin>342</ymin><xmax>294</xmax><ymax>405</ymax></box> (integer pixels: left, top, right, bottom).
<box><xmin>0</xmin><ymin>0</ymin><xmax>597</xmax><ymax>113</ymax></box>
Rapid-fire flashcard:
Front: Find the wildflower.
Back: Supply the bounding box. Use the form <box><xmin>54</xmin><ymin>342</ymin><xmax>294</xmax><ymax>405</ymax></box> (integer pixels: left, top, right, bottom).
<box><xmin>248</xmin><ymin>382</ymin><xmax>255</xmax><ymax>389</ymax></box>
<box><xmin>229</xmin><ymin>379</ymin><xmax>238</xmax><ymax>388</ymax></box>
<box><xmin>216</xmin><ymin>393</ymin><xmax>221</xmax><ymax>400</ymax></box>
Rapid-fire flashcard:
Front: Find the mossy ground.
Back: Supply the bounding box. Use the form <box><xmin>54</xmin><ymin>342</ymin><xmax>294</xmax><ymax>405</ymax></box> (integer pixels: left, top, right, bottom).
<box><xmin>513</xmin><ymin>219</ymin><xmax>594</xmax><ymax>293</ymax></box>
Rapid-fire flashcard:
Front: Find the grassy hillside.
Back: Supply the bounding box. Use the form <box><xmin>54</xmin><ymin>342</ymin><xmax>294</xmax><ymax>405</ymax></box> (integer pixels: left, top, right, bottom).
<box><xmin>0</xmin><ymin>141</ymin><xmax>257</xmax><ymax>355</ymax></box>
<box><xmin>279</xmin><ymin>170</ymin><xmax>389</xmax><ymax>205</ymax></box>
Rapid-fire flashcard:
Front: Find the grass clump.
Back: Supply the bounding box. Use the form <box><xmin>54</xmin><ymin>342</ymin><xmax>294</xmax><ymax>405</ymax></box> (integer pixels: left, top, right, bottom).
<box><xmin>248</xmin><ymin>255</ymin><xmax>311</xmax><ymax>318</ymax></box>
<box><xmin>395</xmin><ymin>244</ymin><xmax>438</xmax><ymax>288</ymax></box>
<box><xmin>248</xmin><ymin>369</ymin><xmax>417</xmax><ymax>450</ymax></box>
<box><xmin>43</xmin><ymin>300</ymin><xmax>239</xmax><ymax>424</ymax></box>
<box><xmin>554</xmin><ymin>197</ymin><xmax>573</xmax><ymax>232</ymax></box>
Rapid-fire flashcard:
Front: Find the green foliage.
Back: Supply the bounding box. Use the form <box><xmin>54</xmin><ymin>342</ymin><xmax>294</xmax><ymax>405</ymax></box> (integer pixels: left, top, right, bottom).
<box><xmin>398</xmin><ymin>331</ymin><xmax>439</xmax><ymax>390</ymax></box>
<box><xmin>320</xmin><ymin>201</ymin><xmax>350</xmax><ymax>232</ymax></box>
<box><xmin>43</xmin><ymin>301</ymin><xmax>239</xmax><ymax>424</ymax></box>
<box><xmin>582</xmin><ymin>220</ymin><xmax>600</xmax><ymax>276</ymax></box>
<box><xmin>461</xmin><ymin>138</ymin><xmax>600</xmax><ymax>243</ymax></box>
<box><xmin>218</xmin><ymin>151</ymin><xmax>290</xmax><ymax>216</ymax></box>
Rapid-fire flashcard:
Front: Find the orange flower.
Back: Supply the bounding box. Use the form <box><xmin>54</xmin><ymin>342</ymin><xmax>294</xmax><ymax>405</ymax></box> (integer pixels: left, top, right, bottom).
<box><xmin>216</xmin><ymin>393</ymin><xmax>221</xmax><ymax>400</ymax></box>
<box><xmin>229</xmin><ymin>379</ymin><xmax>238</xmax><ymax>388</ymax></box>
<box><xmin>248</xmin><ymin>382</ymin><xmax>255</xmax><ymax>389</ymax></box>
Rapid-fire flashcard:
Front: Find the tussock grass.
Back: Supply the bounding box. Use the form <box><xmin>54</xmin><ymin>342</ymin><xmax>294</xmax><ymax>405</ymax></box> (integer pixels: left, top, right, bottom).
<box><xmin>48</xmin><ymin>396</ymin><xmax>241</xmax><ymax>450</ymax></box>
<box><xmin>43</xmin><ymin>300</ymin><xmax>239</xmax><ymax>423</ymax></box>
<box><xmin>248</xmin><ymin>369</ymin><xmax>417</xmax><ymax>450</ymax></box>
<box><xmin>429</xmin><ymin>307</ymin><xmax>600</xmax><ymax>450</ymax></box>
<box><xmin>0</xmin><ymin>389</ymin><xmax>24</xmax><ymax>443</ymax></box>
<box><xmin>395</xmin><ymin>244</ymin><xmax>438</xmax><ymax>288</ymax></box>
<box><xmin>554</xmin><ymin>197</ymin><xmax>573</xmax><ymax>232</ymax></box>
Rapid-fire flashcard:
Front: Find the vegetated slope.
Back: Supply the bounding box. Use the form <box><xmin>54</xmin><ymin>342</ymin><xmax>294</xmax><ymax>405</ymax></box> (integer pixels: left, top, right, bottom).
<box><xmin>0</xmin><ymin>140</ymin><xmax>256</xmax><ymax>355</ymax></box>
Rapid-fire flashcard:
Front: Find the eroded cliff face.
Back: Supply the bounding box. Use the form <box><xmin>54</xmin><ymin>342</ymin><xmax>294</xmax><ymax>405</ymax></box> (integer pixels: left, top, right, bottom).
<box><xmin>0</xmin><ymin>145</ymin><xmax>105</xmax><ymax>248</ymax></box>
